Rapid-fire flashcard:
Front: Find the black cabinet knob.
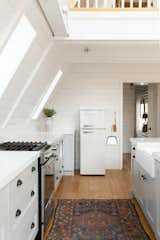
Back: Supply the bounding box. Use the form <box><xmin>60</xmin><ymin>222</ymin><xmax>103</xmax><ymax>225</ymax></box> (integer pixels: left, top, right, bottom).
<box><xmin>132</xmin><ymin>147</ymin><xmax>135</xmax><ymax>150</ymax></box>
<box><xmin>59</xmin><ymin>170</ymin><xmax>62</xmax><ymax>174</ymax></box>
<box><xmin>56</xmin><ymin>176</ymin><xmax>59</xmax><ymax>180</ymax></box>
<box><xmin>30</xmin><ymin>222</ymin><xmax>35</xmax><ymax>229</ymax></box>
<box><xmin>31</xmin><ymin>166</ymin><xmax>36</xmax><ymax>172</ymax></box>
<box><xmin>31</xmin><ymin>190</ymin><xmax>35</xmax><ymax>197</ymax></box>
<box><xmin>141</xmin><ymin>174</ymin><xmax>147</xmax><ymax>180</ymax></box>
<box><xmin>16</xmin><ymin>209</ymin><xmax>21</xmax><ymax>217</ymax></box>
<box><xmin>17</xmin><ymin>179</ymin><xmax>23</xmax><ymax>187</ymax></box>
<box><xmin>132</xmin><ymin>155</ymin><xmax>135</xmax><ymax>158</ymax></box>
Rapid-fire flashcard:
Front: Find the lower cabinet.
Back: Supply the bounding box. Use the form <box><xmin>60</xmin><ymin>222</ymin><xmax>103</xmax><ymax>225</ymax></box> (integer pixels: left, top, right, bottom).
<box><xmin>155</xmin><ymin>160</ymin><xmax>160</xmax><ymax>239</ymax></box>
<box><xmin>0</xmin><ymin>160</ymin><xmax>38</xmax><ymax>240</ymax></box>
<box><xmin>132</xmin><ymin>160</ymin><xmax>159</xmax><ymax>239</ymax></box>
<box><xmin>0</xmin><ymin>186</ymin><xmax>9</xmax><ymax>240</ymax></box>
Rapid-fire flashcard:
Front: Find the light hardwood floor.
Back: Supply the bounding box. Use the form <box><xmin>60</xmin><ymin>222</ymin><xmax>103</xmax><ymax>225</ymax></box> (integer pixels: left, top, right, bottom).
<box><xmin>54</xmin><ymin>155</ymin><xmax>156</xmax><ymax>240</ymax></box>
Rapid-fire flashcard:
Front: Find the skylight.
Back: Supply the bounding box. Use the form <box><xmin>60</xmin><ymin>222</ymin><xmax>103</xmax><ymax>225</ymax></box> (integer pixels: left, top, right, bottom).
<box><xmin>31</xmin><ymin>69</ymin><xmax>63</xmax><ymax>120</ymax></box>
<box><xmin>0</xmin><ymin>15</ymin><xmax>36</xmax><ymax>98</ymax></box>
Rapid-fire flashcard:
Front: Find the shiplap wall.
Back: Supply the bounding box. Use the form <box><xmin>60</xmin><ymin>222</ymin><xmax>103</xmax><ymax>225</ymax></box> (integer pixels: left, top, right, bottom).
<box><xmin>48</xmin><ymin>64</ymin><xmax>123</xmax><ymax>169</ymax></box>
<box><xmin>0</xmin><ymin>0</ymin><xmax>62</xmax><ymax>130</ymax></box>
<box><xmin>47</xmin><ymin>63</ymin><xmax>160</xmax><ymax>169</ymax></box>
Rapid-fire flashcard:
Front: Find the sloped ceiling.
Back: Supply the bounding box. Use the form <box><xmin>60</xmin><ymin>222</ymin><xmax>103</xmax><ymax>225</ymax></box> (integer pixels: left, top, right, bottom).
<box><xmin>0</xmin><ymin>0</ymin><xmax>67</xmax><ymax>129</ymax></box>
<box><xmin>1</xmin><ymin>0</ymin><xmax>160</xmax><ymax>131</ymax></box>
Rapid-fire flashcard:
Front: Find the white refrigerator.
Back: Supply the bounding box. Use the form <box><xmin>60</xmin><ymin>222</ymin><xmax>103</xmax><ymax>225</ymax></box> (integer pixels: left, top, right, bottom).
<box><xmin>80</xmin><ymin>109</ymin><xmax>106</xmax><ymax>175</ymax></box>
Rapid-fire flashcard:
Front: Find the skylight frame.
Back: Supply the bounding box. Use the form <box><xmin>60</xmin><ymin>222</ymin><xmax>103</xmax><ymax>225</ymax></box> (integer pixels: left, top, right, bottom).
<box><xmin>31</xmin><ymin>69</ymin><xmax>63</xmax><ymax>120</ymax></box>
<box><xmin>0</xmin><ymin>15</ymin><xmax>36</xmax><ymax>99</ymax></box>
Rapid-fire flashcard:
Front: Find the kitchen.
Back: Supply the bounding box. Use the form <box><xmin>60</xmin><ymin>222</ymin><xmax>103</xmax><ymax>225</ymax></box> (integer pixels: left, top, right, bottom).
<box><xmin>1</xmin><ymin>0</ymin><xmax>160</xmax><ymax>240</ymax></box>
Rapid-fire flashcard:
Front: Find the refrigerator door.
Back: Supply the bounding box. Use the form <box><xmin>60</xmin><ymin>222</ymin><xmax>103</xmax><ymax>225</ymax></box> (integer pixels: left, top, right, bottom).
<box><xmin>80</xmin><ymin>109</ymin><xmax>105</xmax><ymax>129</ymax></box>
<box><xmin>80</xmin><ymin>129</ymin><xmax>105</xmax><ymax>175</ymax></box>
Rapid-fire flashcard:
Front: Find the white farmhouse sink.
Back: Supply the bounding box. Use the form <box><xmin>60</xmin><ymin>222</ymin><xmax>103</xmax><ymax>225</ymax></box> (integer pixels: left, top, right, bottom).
<box><xmin>136</xmin><ymin>142</ymin><xmax>160</xmax><ymax>178</ymax></box>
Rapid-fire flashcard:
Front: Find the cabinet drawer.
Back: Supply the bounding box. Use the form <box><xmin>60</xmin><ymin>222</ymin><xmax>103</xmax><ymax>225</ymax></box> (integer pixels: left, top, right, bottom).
<box><xmin>9</xmin><ymin>184</ymin><xmax>38</xmax><ymax>226</ymax></box>
<box><xmin>10</xmin><ymin>161</ymin><xmax>38</xmax><ymax>202</ymax></box>
<box><xmin>10</xmin><ymin>161</ymin><xmax>37</xmax><ymax>193</ymax></box>
<box><xmin>10</xmin><ymin>199</ymin><xmax>38</xmax><ymax>240</ymax></box>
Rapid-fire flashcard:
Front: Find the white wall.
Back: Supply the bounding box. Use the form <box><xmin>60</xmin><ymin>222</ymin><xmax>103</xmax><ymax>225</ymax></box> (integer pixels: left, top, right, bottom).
<box><xmin>68</xmin><ymin>11</ymin><xmax>160</xmax><ymax>40</ymax></box>
<box><xmin>123</xmin><ymin>84</ymin><xmax>136</xmax><ymax>153</ymax></box>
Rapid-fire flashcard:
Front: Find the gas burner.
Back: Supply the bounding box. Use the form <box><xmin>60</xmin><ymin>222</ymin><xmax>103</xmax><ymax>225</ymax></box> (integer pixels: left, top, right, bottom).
<box><xmin>0</xmin><ymin>141</ymin><xmax>50</xmax><ymax>151</ymax></box>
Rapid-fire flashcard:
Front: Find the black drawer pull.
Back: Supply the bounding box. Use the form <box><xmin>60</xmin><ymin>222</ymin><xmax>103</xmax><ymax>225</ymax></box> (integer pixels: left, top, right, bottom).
<box><xmin>132</xmin><ymin>155</ymin><xmax>135</xmax><ymax>158</ymax></box>
<box><xmin>132</xmin><ymin>147</ymin><xmax>135</xmax><ymax>150</ymax></box>
<box><xmin>16</xmin><ymin>209</ymin><xmax>21</xmax><ymax>217</ymax></box>
<box><xmin>62</xmin><ymin>165</ymin><xmax>64</xmax><ymax>168</ymax></box>
<box><xmin>31</xmin><ymin>166</ymin><xmax>36</xmax><ymax>172</ymax></box>
<box><xmin>30</xmin><ymin>222</ymin><xmax>35</xmax><ymax>229</ymax></box>
<box><xmin>31</xmin><ymin>190</ymin><xmax>35</xmax><ymax>197</ymax></box>
<box><xmin>59</xmin><ymin>170</ymin><xmax>62</xmax><ymax>174</ymax></box>
<box><xmin>141</xmin><ymin>174</ymin><xmax>147</xmax><ymax>180</ymax></box>
<box><xmin>56</xmin><ymin>176</ymin><xmax>59</xmax><ymax>180</ymax></box>
<box><xmin>17</xmin><ymin>179</ymin><xmax>23</xmax><ymax>187</ymax></box>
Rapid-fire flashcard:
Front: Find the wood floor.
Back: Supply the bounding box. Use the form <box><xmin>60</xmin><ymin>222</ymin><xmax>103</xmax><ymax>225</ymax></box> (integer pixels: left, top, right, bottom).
<box><xmin>54</xmin><ymin>155</ymin><xmax>155</xmax><ymax>240</ymax></box>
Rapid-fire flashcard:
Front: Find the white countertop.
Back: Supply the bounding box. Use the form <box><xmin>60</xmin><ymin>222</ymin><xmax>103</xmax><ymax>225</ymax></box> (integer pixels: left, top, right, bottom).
<box><xmin>0</xmin><ymin>151</ymin><xmax>39</xmax><ymax>191</ymax></box>
<box><xmin>130</xmin><ymin>137</ymin><xmax>160</xmax><ymax>143</ymax></box>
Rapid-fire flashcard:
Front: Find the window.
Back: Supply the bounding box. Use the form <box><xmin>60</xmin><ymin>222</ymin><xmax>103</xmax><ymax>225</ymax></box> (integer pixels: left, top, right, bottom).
<box><xmin>0</xmin><ymin>15</ymin><xmax>36</xmax><ymax>98</ymax></box>
<box><xmin>31</xmin><ymin>69</ymin><xmax>63</xmax><ymax>119</ymax></box>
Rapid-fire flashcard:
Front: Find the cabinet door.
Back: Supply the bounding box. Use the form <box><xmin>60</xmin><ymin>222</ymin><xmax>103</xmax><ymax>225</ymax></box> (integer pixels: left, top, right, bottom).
<box><xmin>144</xmin><ymin>175</ymin><xmax>156</xmax><ymax>228</ymax></box>
<box><xmin>0</xmin><ymin>186</ymin><xmax>9</xmax><ymax>240</ymax></box>
<box><xmin>132</xmin><ymin>160</ymin><xmax>140</xmax><ymax>197</ymax></box>
<box><xmin>133</xmin><ymin>161</ymin><xmax>145</xmax><ymax>207</ymax></box>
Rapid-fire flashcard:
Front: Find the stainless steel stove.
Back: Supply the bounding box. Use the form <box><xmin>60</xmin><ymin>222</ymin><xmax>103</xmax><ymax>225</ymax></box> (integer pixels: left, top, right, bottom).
<box><xmin>0</xmin><ymin>141</ymin><xmax>56</xmax><ymax>240</ymax></box>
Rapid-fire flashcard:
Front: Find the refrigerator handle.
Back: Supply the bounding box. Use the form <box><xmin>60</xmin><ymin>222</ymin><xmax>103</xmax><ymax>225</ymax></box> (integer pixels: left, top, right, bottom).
<box><xmin>83</xmin><ymin>131</ymin><xmax>94</xmax><ymax>134</ymax></box>
<box><xmin>83</xmin><ymin>125</ymin><xmax>93</xmax><ymax>127</ymax></box>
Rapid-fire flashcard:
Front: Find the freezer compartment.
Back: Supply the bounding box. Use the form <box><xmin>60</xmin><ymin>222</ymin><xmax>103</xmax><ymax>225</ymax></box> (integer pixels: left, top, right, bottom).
<box><xmin>80</xmin><ymin>109</ymin><xmax>105</xmax><ymax>129</ymax></box>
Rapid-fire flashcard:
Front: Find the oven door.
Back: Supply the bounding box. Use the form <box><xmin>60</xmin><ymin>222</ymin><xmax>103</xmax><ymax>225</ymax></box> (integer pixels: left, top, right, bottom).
<box><xmin>41</xmin><ymin>156</ymin><xmax>55</xmax><ymax>238</ymax></box>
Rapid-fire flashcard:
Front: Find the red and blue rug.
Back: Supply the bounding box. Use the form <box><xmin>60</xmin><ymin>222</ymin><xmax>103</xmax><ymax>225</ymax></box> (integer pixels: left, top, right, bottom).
<box><xmin>48</xmin><ymin>199</ymin><xmax>150</xmax><ymax>240</ymax></box>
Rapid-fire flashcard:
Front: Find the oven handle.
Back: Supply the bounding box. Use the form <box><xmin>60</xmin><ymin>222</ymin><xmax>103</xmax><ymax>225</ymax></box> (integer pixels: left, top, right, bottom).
<box><xmin>41</xmin><ymin>154</ymin><xmax>55</xmax><ymax>166</ymax></box>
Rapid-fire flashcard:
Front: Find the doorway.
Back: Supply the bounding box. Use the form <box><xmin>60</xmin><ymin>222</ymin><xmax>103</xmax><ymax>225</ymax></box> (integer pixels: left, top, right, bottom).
<box><xmin>122</xmin><ymin>82</ymin><xmax>160</xmax><ymax>168</ymax></box>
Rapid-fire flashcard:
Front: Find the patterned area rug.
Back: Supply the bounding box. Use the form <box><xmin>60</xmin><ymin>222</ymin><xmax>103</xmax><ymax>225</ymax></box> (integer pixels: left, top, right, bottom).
<box><xmin>48</xmin><ymin>199</ymin><xmax>150</xmax><ymax>240</ymax></box>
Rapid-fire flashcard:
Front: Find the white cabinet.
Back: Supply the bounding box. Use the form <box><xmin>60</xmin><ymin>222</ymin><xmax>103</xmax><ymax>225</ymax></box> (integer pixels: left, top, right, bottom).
<box><xmin>0</xmin><ymin>160</ymin><xmax>38</xmax><ymax>240</ymax></box>
<box><xmin>53</xmin><ymin>143</ymin><xmax>64</xmax><ymax>192</ymax></box>
<box><xmin>131</xmin><ymin>144</ymin><xmax>159</xmax><ymax>240</ymax></box>
<box><xmin>132</xmin><ymin>160</ymin><xmax>157</xmax><ymax>231</ymax></box>
<box><xmin>155</xmin><ymin>160</ymin><xmax>160</xmax><ymax>239</ymax></box>
<box><xmin>0</xmin><ymin>186</ymin><xmax>9</xmax><ymax>240</ymax></box>
<box><xmin>9</xmin><ymin>160</ymin><xmax>38</xmax><ymax>240</ymax></box>
<box><xmin>63</xmin><ymin>134</ymin><xmax>74</xmax><ymax>176</ymax></box>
